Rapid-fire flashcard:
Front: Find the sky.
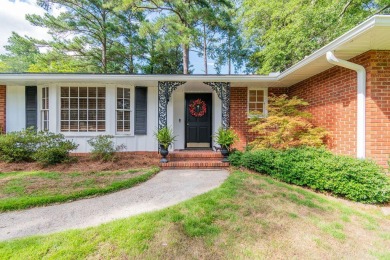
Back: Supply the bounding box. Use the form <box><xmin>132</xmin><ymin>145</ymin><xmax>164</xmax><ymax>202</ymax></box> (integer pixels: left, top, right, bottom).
<box><xmin>0</xmin><ymin>0</ymin><xmax>227</xmax><ymax>74</ymax></box>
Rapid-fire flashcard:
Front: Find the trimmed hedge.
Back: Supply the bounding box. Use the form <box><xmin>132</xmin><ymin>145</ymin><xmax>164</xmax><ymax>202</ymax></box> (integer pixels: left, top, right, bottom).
<box><xmin>230</xmin><ymin>147</ymin><xmax>390</xmax><ymax>204</ymax></box>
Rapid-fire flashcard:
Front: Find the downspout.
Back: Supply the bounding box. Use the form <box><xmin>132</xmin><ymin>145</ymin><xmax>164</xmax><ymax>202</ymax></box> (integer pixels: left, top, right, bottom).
<box><xmin>326</xmin><ymin>51</ymin><xmax>366</xmax><ymax>159</ymax></box>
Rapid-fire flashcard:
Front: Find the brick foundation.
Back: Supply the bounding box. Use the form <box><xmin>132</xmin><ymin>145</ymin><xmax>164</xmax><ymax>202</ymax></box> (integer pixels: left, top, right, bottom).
<box><xmin>0</xmin><ymin>86</ymin><xmax>5</xmax><ymax>133</ymax></box>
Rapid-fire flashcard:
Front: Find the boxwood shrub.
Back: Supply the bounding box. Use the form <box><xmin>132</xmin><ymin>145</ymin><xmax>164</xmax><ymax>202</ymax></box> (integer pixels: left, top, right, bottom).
<box><xmin>237</xmin><ymin>147</ymin><xmax>390</xmax><ymax>204</ymax></box>
<box><xmin>0</xmin><ymin>129</ymin><xmax>78</xmax><ymax>165</ymax></box>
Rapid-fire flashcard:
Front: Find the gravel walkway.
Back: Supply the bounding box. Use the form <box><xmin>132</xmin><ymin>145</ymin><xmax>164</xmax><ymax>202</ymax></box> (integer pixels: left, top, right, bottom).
<box><xmin>0</xmin><ymin>169</ymin><xmax>229</xmax><ymax>241</ymax></box>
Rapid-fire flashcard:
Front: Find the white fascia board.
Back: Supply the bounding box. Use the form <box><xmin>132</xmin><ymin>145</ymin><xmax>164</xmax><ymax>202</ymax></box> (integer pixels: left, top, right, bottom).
<box><xmin>277</xmin><ymin>15</ymin><xmax>390</xmax><ymax>80</ymax></box>
<box><xmin>0</xmin><ymin>74</ymin><xmax>278</xmax><ymax>85</ymax></box>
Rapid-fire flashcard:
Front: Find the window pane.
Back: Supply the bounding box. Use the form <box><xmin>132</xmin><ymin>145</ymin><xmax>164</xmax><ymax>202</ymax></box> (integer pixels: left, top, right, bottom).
<box><xmin>61</xmin><ymin>121</ymin><xmax>69</xmax><ymax>131</ymax></box>
<box><xmin>124</xmin><ymin>88</ymin><xmax>130</xmax><ymax>99</ymax></box>
<box><xmin>70</xmin><ymin>98</ymin><xmax>78</xmax><ymax>109</ymax></box>
<box><xmin>117</xmin><ymin>111</ymin><xmax>123</xmax><ymax>120</ymax></box>
<box><xmin>117</xmin><ymin>88</ymin><xmax>123</xmax><ymax>98</ymax></box>
<box><xmin>61</xmin><ymin>99</ymin><xmax>69</xmax><ymax>109</ymax></box>
<box><xmin>79</xmin><ymin>87</ymin><xmax>88</xmax><ymax>97</ymax></box>
<box><xmin>249</xmin><ymin>103</ymin><xmax>256</xmax><ymax>110</ymax></box>
<box><xmin>249</xmin><ymin>90</ymin><xmax>256</xmax><ymax>98</ymax></box>
<box><xmin>61</xmin><ymin>110</ymin><xmax>69</xmax><ymax>120</ymax></box>
<box><xmin>98</xmin><ymin>99</ymin><xmax>105</xmax><ymax>109</ymax></box>
<box><xmin>117</xmin><ymin>99</ymin><xmax>123</xmax><ymax>109</ymax></box>
<box><xmin>89</xmin><ymin>99</ymin><xmax>96</xmax><ymax>109</ymax></box>
<box><xmin>70</xmin><ymin>110</ymin><xmax>78</xmax><ymax>120</ymax></box>
<box><xmin>124</xmin><ymin>111</ymin><xmax>130</xmax><ymax>120</ymax></box>
<box><xmin>88</xmin><ymin>87</ymin><xmax>96</xmax><ymax>97</ymax></box>
<box><xmin>88</xmin><ymin>121</ymin><xmax>96</xmax><ymax>131</ymax></box>
<box><xmin>88</xmin><ymin>110</ymin><xmax>96</xmax><ymax>120</ymax></box>
<box><xmin>61</xmin><ymin>87</ymin><xmax>69</xmax><ymax>97</ymax></box>
<box><xmin>79</xmin><ymin>110</ymin><xmax>87</xmax><ymax>120</ymax></box>
<box><xmin>97</xmin><ymin>87</ymin><xmax>105</xmax><ymax>97</ymax></box>
<box><xmin>117</xmin><ymin>121</ymin><xmax>123</xmax><ymax>131</ymax></box>
<box><xmin>70</xmin><ymin>121</ymin><xmax>78</xmax><ymax>131</ymax></box>
<box><xmin>124</xmin><ymin>121</ymin><xmax>130</xmax><ymax>131</ymax></box>
<box><xmin>70</xmin><ymin>87</ymin><xmax>78</xmax><ymax>97</ymax></box>
<box><xmin>79</xmin><ymin>98</ymin><xmax>87</xmax><ymax>109</ymax></box>
<box><xmin>249</xmin><ymin>96</ymin><xmax>256</xmax><ymax>102</ymax></box>
<box><xmin>97</xmin><ymin>110</ymin><xmax>105</xmax><ymax>120</ymax></box>
<box><xmin>123</xmin><ymin>99</ymin><xmax>130</xmax><ymax>110</ymax></box>
<box><xmin>79</xmin><ymin>121</ymin><xmax>87</xmax><ymax>131</ymax></box>
<box><xmin>97</xmin><ymin>121</ymin><xmax>105</xmax><ymax>131</ymax></box>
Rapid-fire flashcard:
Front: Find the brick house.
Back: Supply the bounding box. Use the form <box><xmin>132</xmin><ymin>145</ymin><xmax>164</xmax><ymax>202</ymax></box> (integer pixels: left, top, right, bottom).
<box><xmin>0</xmin><ymin>15</ymin><xmax>389</xmax><ymax>166</ymax></box>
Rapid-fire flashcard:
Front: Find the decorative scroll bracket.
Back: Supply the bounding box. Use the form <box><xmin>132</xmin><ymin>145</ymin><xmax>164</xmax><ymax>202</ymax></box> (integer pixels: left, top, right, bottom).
<box><xmin>158</xmin><ymin>81</ymin><xmax>186</xmax><ymax>130</ymax></box>
<box><xmin>204</xmin><ymin>82</ymin><xmax>230</xmax><ymax>129</ymax></box>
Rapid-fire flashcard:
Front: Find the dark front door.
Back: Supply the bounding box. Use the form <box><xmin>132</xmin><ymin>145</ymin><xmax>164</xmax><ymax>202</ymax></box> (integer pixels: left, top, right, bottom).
<box><xmin>185</xmin><ymin>93</ymin><xmax>212</xmax><ymax>148</ymax></box>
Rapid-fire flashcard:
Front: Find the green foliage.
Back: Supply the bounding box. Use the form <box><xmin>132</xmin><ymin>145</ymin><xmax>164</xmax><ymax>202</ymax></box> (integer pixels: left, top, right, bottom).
<box><xmin>0</xmin><ymin>32</ymin><xmax>39</xmax><ymax>72</ymax></box>
<box><xmin>213</xmin><ymin>127</ymin><xmax>239</xmax><ymax>148</ymax></box>
<box><xmin>32</xmin><ymin>132</ymin><xmax>79</xmax><ymax>166</ymax></box>
<box><xmin>228</xmin><ymin>150</ymin><xmax>243</xmax><ymax>167</ymax></box>
<box><xmin>87</xmin><ymin>135</ymin><xmax>126</xmax><ymax>162</ymax></box>
<box><xmin>0</xmin><ymin>128</ymin><xmax>40</xmax><ymax>162</ymax></box>
<box><xmin>0</xmin><ymin>128</ymin><xmax>78</xmax><ymax>164</ymax></box>
<box><xmin>154</xmin><ymin>127</ymin><xmax>176</xmax><ymax>149</ymax></box>
<box><xmin>241</xmin><ymin>0</ymin><xmax>390</xmax><ymax>74</ymax></box>
<box><xmin>239</xmin><ymin>147</ymin><xmax>390</xmax><ymax>204</ymax></box>
<box><xmin>249</xmin><ymin>94</ymin><xmax>328</xmax><ymax>150</ymax></box>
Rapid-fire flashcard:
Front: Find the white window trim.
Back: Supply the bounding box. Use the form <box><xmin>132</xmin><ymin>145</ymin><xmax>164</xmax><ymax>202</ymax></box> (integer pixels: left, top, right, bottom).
<box><xmin>247</xmin><ymin>87</ymin><xmax>268</xmax><ymax>118</ymax></box>
<box><xmin>57</xmin><ymin>83</ymin><xmax>109</xmax><ymax>136</ymax></box>
<box><xmin>41</xmin><ymin>86</ymin><xmax>49</xmax><ymax>131</ymax></box>
<box><xmin>115</xmin><ymin>86</ymin><xmax>134</xmax><ymax>136</ymax></box>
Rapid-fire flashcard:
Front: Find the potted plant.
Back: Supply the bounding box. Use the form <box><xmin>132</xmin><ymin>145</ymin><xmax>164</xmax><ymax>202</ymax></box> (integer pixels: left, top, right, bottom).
<box><xmin>213</xmin><ymin>127</ymin><xmax>239</xmax><ymax>162</ymax></box>
<box><xmin>154</xmin><ymin>126</ymin><xmax>176</xmax><ymax>163</ymax></box>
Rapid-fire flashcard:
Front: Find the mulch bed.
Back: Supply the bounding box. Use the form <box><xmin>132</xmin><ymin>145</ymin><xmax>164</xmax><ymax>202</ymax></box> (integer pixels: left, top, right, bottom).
<box><xmin>0</xmin><ymin>153</ymin><xmax>160</xmax><ymax>173</ymax></box>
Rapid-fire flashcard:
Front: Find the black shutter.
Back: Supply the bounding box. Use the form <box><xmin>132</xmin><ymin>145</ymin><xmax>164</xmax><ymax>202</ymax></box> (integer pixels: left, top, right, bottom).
<box><xmin>25</xmin><ymin>86</ymin><xmax>37</xmax><ymax>129</ymax></box>
<box><xmin>134</xmin><ymin>87</ymin><xmax>147</xmax><ymax>135</ymax></box>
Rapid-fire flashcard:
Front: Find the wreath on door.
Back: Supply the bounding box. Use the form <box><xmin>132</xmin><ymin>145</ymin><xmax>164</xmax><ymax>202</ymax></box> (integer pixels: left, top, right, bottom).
<box><xmin>189</xmin><ymin>98</ymin><xmax>207</xmax><ymax>117</ymax></box>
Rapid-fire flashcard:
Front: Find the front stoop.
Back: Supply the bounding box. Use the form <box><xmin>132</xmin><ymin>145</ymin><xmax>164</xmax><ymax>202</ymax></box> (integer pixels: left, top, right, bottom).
<box><xmin>159</xmin><ymin>150</ymin><xmax>230</xmax><ymax>169</ymax></box>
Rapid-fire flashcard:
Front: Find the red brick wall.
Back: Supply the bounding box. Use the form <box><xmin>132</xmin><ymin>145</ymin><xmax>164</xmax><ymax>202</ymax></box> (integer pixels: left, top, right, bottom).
<box><xmin>0</xmin><ymin>86</ymin><xmax>5</xmax><ymax>133</ymax></box>
<box><xmin>230</xmin><ymin>51</ymin><xmax>390</xmax><ymax>167</ymax></box>
<box><xmin>289</xmin><ymin>50</ymin><xmax>390</xmax><ymax>167</ymax></box>
<box><xmin>230</xmin><ymin>87</ymin><xmax>288</xmax><ymax>150</ymax></box>
<box><xmin>365</xmin><ymin>51</ymin><xmax>390</xmax><ymax>166</ymax></box>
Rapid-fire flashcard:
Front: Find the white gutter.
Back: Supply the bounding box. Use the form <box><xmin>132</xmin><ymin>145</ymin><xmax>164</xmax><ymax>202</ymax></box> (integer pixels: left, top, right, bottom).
<box><xmin>326</xmin><ymin>51</ymin><xmax>366</xmax><ymax>159</ymax></box>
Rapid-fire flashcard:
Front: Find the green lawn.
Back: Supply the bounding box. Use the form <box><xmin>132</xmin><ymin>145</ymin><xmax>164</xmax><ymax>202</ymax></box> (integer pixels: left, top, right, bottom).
<box><xmin>0</xmin><ymin>170</ymin><xmax>389</xmax><ymax>259</ymax></box>
<box><xmin>0</xmin><ymin>166</ymin><xmax>159</xmax><ymax>211</ymax></box>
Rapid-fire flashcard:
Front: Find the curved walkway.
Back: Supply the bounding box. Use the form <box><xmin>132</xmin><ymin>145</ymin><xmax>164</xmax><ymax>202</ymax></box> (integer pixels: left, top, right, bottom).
<box><xmin>0</xmin><ymin>169</ymin><xmax>229</xmax><ymax>241</ymax></box>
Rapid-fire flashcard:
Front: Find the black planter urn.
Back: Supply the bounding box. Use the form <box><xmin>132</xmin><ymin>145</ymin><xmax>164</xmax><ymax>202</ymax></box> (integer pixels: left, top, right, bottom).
<box><xmin>220</xmin><ymin>145</ymin><xmax>230</xmax><ymax>162</ymax></box>
<box><xmin>160</xmin><ymin>145</ymin><xmax>169</xmax><ymax>163</ymax></box>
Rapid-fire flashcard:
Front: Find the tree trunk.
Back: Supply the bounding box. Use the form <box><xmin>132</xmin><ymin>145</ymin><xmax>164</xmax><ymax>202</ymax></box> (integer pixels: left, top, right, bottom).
<box><xmin>102</xmin><ymin>10</ymin><xmax>107</xmax><ymax>73</ymax></box>
<box><xmin>182</xmin><ymin>43</ymin><xmax>189</xmax><ymax>74</ymax></box>
<box><xmin>203</xmin><ymin>23</ymin><xmax>208</xmax><ymax>75</ymax></box>
<box><xmin>228</xmin><ymin>35</ymin><xmax>231</xmax><ymax>75</ymax></box>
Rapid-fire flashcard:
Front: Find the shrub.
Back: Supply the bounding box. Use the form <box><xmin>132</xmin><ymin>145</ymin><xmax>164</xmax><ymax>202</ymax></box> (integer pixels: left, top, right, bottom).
<box><xmin>0</xmin><ymin>128</ymin><xmax>40</xmax><ymax>162</ymax></box>
<box><xmin>0</xmin><ymin>129</ymin><xmax>78</xmax><ymax>164</ymax></box>
<box><xmin>248</xmin><ymin>94</ymin><xmax>329</xmax><ymax>150</ymax></box>
<box><xmin>87</xmin><ymin>135</ymin><xmax>126</xmax><ymax>162</ymax></box>
<box><xmin>228</xmin><ymin>150</ymin><xmax>243</xmax><ymax>167</ymax></box>
<box><xmin>33</xmin><ymin>132</ymin><xmax>78</xmax><ymax>165</ymax></box>
<box><xmin>240</xmin><ymin>147</ymin><xmax>390</xmax><ymax>204</ymax></box>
